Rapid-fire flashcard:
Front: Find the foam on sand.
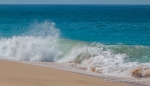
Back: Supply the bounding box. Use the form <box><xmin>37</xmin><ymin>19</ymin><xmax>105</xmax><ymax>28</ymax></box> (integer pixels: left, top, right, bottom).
<box><xmin>0</xmin><ymin>60</ymin><xmax>129</xmax><ymax>86</ymax></box>
<box><xmin>0</xmin><ymin>21</ymin><xmax>150</xmax><ymax>79</ymax></box>
<box><xmin>131</xmin><ymin>66</ymin><xmax>150</xmax><ymax>78</ymax></box>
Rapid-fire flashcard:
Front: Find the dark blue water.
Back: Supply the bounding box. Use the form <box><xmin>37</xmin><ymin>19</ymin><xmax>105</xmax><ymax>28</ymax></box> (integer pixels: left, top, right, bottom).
<box><xmin>0</xmin><ymin>5</ymin><xmax>150</xmax><ymax>64</ymax></box>
<box><xmin>0</xmin><ymin>5</ymin><xmax>150</xmax><ymax>45</ymax></box>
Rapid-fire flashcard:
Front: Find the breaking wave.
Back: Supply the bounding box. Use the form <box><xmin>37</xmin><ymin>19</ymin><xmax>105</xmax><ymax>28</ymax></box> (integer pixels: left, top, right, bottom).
<box><xmin>0</xmin><ymin>21</ymin><xmax>150</xmax><ymax>77</ymax></box>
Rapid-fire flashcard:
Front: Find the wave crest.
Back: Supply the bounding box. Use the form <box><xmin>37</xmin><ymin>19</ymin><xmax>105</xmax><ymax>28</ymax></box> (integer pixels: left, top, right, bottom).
<box><xmin>0</xmin><ymin>21</ymin><xmax>150</xmax><ymax>78</ymax></box>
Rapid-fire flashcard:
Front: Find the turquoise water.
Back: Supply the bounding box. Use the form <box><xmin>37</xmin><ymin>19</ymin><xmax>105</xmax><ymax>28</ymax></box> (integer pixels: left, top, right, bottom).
<box><xmin>1</xmin><ymin>5</ymin><xmax>150</xmax><ymax>45</ymax></box>
<box><xmin>0</xmin><ymin>5</ymin><xmax>150</xmax><ymax>68</ymax></box>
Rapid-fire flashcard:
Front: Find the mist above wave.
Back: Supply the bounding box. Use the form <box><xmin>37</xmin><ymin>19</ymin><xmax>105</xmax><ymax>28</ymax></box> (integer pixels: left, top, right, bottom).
<box><xmin>0</xmin><ymin>21</ymin><xmax>150</xmax><ymax>78</ymax></box>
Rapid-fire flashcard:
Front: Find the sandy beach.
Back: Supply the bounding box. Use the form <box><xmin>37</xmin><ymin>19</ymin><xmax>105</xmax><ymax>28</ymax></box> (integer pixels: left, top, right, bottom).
<box><xmin>0</xmin><ymin>4</ymin><xmax>150</xmax><ymax>86</ymax></box>
<box><xmin>0</xmin><ymin>59</ymin><xmax>131</xmax><ymax>86</ymax></box>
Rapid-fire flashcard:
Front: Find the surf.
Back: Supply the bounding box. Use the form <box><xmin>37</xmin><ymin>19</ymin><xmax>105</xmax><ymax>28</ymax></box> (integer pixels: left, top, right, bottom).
<box><xmin>0</xmin><ymin>21</ymin><xmax>150</xmax><ymax>78</ymax></box>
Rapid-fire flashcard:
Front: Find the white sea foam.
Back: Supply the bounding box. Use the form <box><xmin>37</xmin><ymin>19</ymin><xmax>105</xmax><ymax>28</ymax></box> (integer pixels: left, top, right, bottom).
<box><xmin>0</xmin><ymin>21</ymin><xmax>61</xmax><ymax>61</ymax></box>
<box><xmin>0</xmin><ymin>21</ymin><xmax>150</xmax><ymax>78</ymax></box>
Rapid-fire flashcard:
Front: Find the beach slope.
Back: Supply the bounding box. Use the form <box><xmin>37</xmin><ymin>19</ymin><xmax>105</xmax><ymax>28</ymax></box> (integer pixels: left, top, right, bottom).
<box><xmin>0</xmin><ymin>60</ymin><xmax>128</xmax><ymax>86</ymax></box>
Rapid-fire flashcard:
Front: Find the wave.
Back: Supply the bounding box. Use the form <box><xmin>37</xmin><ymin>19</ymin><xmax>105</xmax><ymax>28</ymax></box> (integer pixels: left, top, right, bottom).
<box><xmin>0</xmin><ymin>21</ymin><xmax>150</xmax><ymax>77</ymax></box>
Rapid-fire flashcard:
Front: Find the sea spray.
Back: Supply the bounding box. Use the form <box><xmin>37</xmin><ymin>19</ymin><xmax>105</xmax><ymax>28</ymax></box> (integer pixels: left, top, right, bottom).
<box><xmin>0</xmin><ymin>21</ymin><xmax>62</xmax><ymax>61</ymax></box>
<box><xmin>0</xmin><ymin>21</ymin><xmax>150</xmax><ymax>78</ymax></box>
<box><xmin>27</xmin><ymin>21</ymin><xmax>60</xmax><ymax>38</ymax></box>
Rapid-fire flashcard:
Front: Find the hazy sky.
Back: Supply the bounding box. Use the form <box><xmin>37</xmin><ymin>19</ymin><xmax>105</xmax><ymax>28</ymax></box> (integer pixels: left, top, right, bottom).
<box><xmin>0</xmin><ymin>0</ymin><xmax>150</xmax><ymax>4</ymax></box>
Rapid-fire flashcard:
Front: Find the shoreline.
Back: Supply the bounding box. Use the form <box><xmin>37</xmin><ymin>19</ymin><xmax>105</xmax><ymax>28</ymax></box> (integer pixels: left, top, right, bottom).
<box><xmin>21</xmin><ymin>61</ymin><xmax>150</xmax><ymax>86</ymax></box>
<box><xmin>0</xmin><ymin>59</ymin><xmax>128</xmax><ymax>86</ymax></box>
<box><xmin>0</xmin><ymin>59</ymin><xmax>149</xmax><ymax>86</ymax></box>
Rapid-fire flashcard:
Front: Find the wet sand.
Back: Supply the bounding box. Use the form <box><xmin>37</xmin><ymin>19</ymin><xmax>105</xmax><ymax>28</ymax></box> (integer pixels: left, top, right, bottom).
<box><xmin>0</xmin><ymin>59</ymin><xmax>132</xmax><ymax>86</ymax></box>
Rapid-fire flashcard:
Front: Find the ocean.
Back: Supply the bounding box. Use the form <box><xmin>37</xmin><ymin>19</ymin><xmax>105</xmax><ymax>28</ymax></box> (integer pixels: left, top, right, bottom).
<box><xmin>0</xmin><ymin>5</ymin><xmax>150</xmax><ymax>77</ymax></box>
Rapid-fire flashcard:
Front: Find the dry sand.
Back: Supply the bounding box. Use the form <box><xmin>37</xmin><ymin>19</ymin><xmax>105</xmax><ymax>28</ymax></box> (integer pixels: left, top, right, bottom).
<box><xmin>0</xmin><ymin>60</ymin><xmax>131</xmax><ymax>86</ymax></box>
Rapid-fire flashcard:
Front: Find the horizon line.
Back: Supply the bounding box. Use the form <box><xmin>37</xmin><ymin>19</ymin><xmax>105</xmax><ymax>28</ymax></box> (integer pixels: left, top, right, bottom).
<box><xmin>0</xmin><ymin>4</ymin><xmax>150</xmax><ymax>5</ymax></box>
